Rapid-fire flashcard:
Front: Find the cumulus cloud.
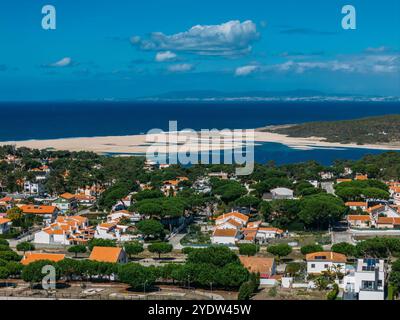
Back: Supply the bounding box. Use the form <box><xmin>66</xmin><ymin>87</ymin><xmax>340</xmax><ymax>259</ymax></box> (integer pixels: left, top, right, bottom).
<box><xmin>49</xmin><ymin>57</ymin><xmax>72</xmax><ymax>67</ymax></box>
<box><xmin>235</xmin><ymin>65</ymin><xmax>258</xmax><ymax>76</ymax></box>
<box><xmin>131</xmin><ymin>20</ymin><xmax>259</xmax><ymax>57</ymax></box>
<box><xmin>155</xmin><ymin>51</ymin><xmax>177</xmax><ymax>62</ymax></box>
<box><xmin>167</xmin><ymin>63</ymin><xmax>194</xmax><ymax>73</ymax></box>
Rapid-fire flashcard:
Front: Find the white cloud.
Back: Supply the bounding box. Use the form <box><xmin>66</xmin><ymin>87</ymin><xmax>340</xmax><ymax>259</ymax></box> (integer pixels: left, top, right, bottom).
<box><xmin>235</xmin><ymin>65</ymin><xmax>258</xmax><ymax>76</ymax></box>
<box><xmin>266</xmin><ymin>52</ymin><xmax>400</xmax><ymax>74</ymax></box>
<box><xmin>131</xmin><ymin>20</ymin><xmax>259</xmax><ymax>57</ymax></box>
<box><xmin>155</xmin><ymin>51</ymin><xmax>177</xmax><ymax>62</ymax></box>
<box><xmin>167</xmin><ymin>63</ymin><xmax>194</xmax><ymax>73</ymax></box>
<box><xmin>365</xmin><ymin>46</ymin><xmax>390</xmax><ymax>53</ymax></box>
<box><xmin>50</xmin><ymin>57</ymin><xmax>72</xmax><ymax>67</ymax></box>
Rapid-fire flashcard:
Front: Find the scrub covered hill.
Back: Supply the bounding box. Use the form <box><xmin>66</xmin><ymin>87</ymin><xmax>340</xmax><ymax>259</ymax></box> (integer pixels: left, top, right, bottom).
<box><xmin>263</xmin><ymin>114</ymin><xmax>400</xmax><ymax>145</ymax></box>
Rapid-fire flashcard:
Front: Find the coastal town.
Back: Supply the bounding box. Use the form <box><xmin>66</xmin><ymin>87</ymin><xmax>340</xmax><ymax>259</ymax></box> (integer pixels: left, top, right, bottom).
<box><xmin>0</xmin><ymin>145</ymin><xmax>400</xmax><ymax>300</ymax></box>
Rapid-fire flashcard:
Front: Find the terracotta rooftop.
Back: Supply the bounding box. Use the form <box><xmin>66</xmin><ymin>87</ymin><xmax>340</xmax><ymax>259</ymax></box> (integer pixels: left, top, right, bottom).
<box><xmin>306</xmin><ymin>251</ymin><xmax>347</xmax><ymax>263</ymax></box>
<box><xmin>21</xmin><ymin>205</ymin><xmax>57</xmax><ymax>215</ymax></box>
<box><xmin>212</xmin><ymin>228</ymin><xmax>238</xmax><ymax>237</ymax></box>
<box><xmin>89</xmin><ymin>246</ymin><xmax>123</xmax><ymax>263</ymax></box>
<box><xmin>21</xmin><ymin>252</ymin><xmax>65</xmax><ymax>265</ymax></box>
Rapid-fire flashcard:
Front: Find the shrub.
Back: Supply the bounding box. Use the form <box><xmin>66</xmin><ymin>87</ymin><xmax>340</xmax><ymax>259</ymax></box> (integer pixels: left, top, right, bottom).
<box><xmin>327</xmin><ymin>283</ymin><xmax>339</xmax><ymax>300</ymax></box>
<box><xmin>300</xmin><ymin>244</ymin><xmax>323</xmax><ymax>255</ymax></box>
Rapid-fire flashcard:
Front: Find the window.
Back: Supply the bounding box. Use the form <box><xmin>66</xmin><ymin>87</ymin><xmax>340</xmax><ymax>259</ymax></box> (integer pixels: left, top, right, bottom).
<box><xmin>324</xmin><ymin>264</ymin><xmax>329</xmax><ymax>268</ymax></box>
<box><xmin>311</xmin><ymin>264</ymin><xmax>315</xmax><ymax>268</ymax></box>
<box><xmin>361</xmin><ymin>281</ymin><xmax>374</xmax><ymax>290</ymax></box>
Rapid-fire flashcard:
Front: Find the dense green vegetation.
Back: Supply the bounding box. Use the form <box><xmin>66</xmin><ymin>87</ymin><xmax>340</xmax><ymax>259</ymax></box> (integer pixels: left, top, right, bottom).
<box><xmin>264</xmin><ymin>114</ymin><xmax>400</xmax><ymax>145</ymax></box>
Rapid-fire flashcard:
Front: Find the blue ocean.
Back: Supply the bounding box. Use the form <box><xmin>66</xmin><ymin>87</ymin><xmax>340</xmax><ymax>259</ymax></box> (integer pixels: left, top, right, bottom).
<box><xmin>0</xmin><ymin>101</ymin><xmax>399</xmax><ymax>165</ymax></box>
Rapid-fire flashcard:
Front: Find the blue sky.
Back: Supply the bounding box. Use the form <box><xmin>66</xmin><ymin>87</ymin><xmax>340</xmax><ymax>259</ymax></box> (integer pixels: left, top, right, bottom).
<box><xmin>0</xmin><ymin>0</ymin><xmax>399</xmax><ymax>100</ymax></box>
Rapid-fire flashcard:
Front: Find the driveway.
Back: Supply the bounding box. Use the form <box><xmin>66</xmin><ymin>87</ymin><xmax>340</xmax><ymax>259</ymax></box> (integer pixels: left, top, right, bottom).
<box><xmin>168</xmin><ymin>232</ymin><xmax>186</xmax><ymax>250</ymax></box>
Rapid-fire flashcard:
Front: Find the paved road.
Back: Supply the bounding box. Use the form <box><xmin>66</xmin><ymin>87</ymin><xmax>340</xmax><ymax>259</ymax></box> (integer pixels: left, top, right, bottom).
<box><xmin>168</xmin><ymin>232</ymin><xmax>186</xmax><ymax>250</ymax></box>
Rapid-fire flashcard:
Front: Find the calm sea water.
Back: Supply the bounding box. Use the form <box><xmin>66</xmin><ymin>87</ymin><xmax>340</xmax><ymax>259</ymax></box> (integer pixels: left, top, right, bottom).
<box><xmin>0</xmin><ymin>101</ymin><xmax>399</xmax><ymax>165</ymax></box>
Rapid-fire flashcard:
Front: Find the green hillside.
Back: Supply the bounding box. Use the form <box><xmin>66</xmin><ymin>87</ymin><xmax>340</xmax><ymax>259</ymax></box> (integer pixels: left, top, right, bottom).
<box><xmin>263</xmin><ymin>114</ymin><xmax>400</xmax><ymax>145</ymax></box>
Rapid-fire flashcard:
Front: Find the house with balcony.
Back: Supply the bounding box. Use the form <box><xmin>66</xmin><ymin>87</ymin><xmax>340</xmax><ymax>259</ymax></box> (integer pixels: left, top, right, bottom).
<box><xmin>343</xmin><ymin>258</ymin><xmax>386</xmax><ymax>300</ymax></box>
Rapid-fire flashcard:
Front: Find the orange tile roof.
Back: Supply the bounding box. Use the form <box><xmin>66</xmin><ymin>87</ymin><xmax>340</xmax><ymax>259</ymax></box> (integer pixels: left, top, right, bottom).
<box><xmin>21</xmin><ymin>205</ymin><xmax>57</xmax><ymax>215</ymax></box>
<box><xmin>216</xmin><ymin>212</ymin><xmax>249</xmax><ymax>223</ymax></box>
<box><xmin>239</xmin><ymin>256</ymin><xmax>275</xmax><ymax>275</ymax></box>
<box><xmin>247</xmin><ymin>221</ymin><xmax>262</xmax><ymax>228</ymax></box>
<box><xmin>60</xmin><ymin>193</ymin><xmax>76</xmax><ymax>200</ymax></box>
<box><xmin>164</xmin><ymin>180</ymin><xmax>180</xmax><ymax>186</ymax></box>
<box><xmin>306</xmin><ymin>252</ymin><xmax>347</xmax><ymax>263</ymax></box>
<box><xmin>43</xmin><ymin>228</ymin><xmax>65</xmax><ymax>235</ymax></box>
<box><xmin>355</xmin><ymin>175</ymin><xmax>368</xmax><ymax>181</ymax></box>
<box><xmin>222</xmin><ymin>219</ymin><xmax>242</xmax><ymax>228</ymax></box>
<box><xmin>258</xmin><ymin>227</ymin><xmax>284</xmax><ymax>234</ymax></box>
<box><xmin>89</xmin><ymin>246</ymin><xmax>123</xmax><ymax>263</ymax></box>
<box><xmin>347</xmin><ymin>215</ymin><xmax>371</xmax><ymax>221</ymax></box>
<box><xmin>345</xmin><ymin>202</ymin><xmax>368</xmax><ymax>207</ymax></box>
<box><xmin>21</xmin><ymin>252</ymin><xmax>65</xmax><ymax>265</ymax></box>
<box><xmin>0</xmin><ymin>197</ymin><xmax>13</xmax><ymax>203</ymax></box>
<box><xmin>212</xmin><ymin>228</ymin><xmax>238</xmax><ymax>237</ymax></box>
<box><xmin>337</xmin><ymin>179</ymin><xmax>352</xmax><ymax>183</ymax></box>
<box><xmin>367</xmin><ymin>204</ymin><xmax>385</xmax><ymax>213</ymax></box>
<box><xmin>244</xmin><ymin>231</ymin><xmax>257</xmax><ymax>241</ymax></box>
<box><xmin>377</xmin><ymin>217</ymin><xmax>400</xmax><ymax>225</ymax></box>
<box><xmin>0</xmin><ymin>218</ymin><xmax>11</xmax><ymax>225</ymax></box>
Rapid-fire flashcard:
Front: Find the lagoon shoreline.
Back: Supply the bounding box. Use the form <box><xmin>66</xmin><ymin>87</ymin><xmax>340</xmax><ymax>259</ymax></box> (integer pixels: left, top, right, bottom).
<box><xmin>1</xmin><ymin>129</ymin><xmax>400</xmax><ymax>155</ymax></box>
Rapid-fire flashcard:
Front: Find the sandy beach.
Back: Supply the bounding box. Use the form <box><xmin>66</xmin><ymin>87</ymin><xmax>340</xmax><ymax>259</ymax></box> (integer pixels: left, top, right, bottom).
<box><xmin>1</xmin><ymin>130</ymin><xmax>400</xmax><ymax>154</ymax></box>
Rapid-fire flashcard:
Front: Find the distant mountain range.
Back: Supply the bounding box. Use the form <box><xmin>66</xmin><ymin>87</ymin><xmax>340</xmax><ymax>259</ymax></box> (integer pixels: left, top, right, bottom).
<box><xmin>139</xmin><ymin>90</ymin><xmax>400</xmax><ymax>102</ymax></box>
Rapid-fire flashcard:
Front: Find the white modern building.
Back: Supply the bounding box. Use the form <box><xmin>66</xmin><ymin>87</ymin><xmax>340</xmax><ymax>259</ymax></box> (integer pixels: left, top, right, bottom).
<box><xmin>23</xmin><ymin>181</ymin><xmax>44</xmax><ymax>195</ymax></box>
<box><xmin>343</xmin><ymin>259</ymin><xmax>386</xmax><ymax>300</ymax></box>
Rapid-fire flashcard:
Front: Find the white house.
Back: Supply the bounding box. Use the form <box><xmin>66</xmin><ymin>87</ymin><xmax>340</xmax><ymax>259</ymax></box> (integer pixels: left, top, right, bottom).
<box><xmin>390</xmin><ymin>186</ymin><xmax>400</xmax><ymax>205</ymax></box>
<box><xmin>23</xmin><ymin>181</ymin><xmax>44</xmax><ymax>195</ymax></box>
<box><xmin>345</xmin><ymin>202</ymin><xmax>368</xmax><ymax>212</ymax></box>
<box><xmin>376</xmin><ymin>217</ymin><xmax>400</xmax><ymax>229</ymax></box>
<box><xmin>34</xmin><ymin>215</ymin><xmax>93</xmax><ymax>245</ymax></box>
<box><xmin>306</xmin><ymin>252</ymin><xmax>347</xmax><ymax>275</ymax></box>
<box><xmin>347</xmin><ymin>215</ymin><xmax>371</xmax><ymax>228</ymax></box>
<box><xmin>343</xmin><ymin>259</ymin><xmax>386</xmax><ymax>300</ymax></box>
<box><xmin>256</xmin><ymin>227</ymin><xmax>284</xmax><ymax>241</ymax></box>
<box><xmin>95</xmin><ymin>221</ymin><xmax>134</xmax><ymax>242</ymax></box>
<box><xmin>108</xmin><ymin>211</ymin><xmax>141</xmax><ymax>223</ymax></box>
<box><xmin>216</xmin><ymin>219</ymin><xmax>242</xmax><ymax>230</ymax></box>
<box><xmin>211</xmin><ymin>228</ymin><xmax>239</xmax><ymax>245</ymax></box>
<box><xmin>89</xmin><ymin>246</ymin><xmax>128</xmax><ymax>264</ymax></box>
<box><xmin>271</xmin><ymin>187</ymin><xmax>294</xmax><ymax>200</ymax></box>
<box><xmin>0</xmin><ymin>218</ymin><xmax>11</xmax><ymax>234</ymax></box>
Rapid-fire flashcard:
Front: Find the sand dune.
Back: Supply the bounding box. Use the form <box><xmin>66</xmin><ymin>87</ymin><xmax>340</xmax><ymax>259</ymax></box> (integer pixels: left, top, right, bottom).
<box><xmin>1</xmin><ymin>130</ymin><xmax>400</xmax><ymax>154</ymax></box>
